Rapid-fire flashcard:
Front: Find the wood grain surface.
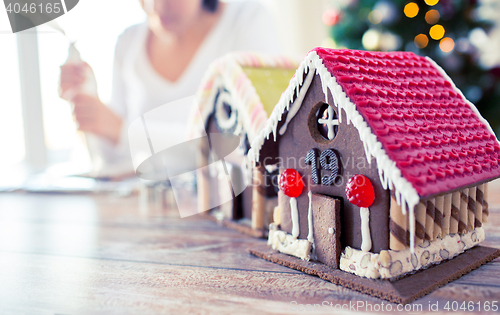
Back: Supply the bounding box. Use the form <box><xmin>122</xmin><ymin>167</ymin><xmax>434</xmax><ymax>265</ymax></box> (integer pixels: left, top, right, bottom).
<box><xmin>0</xmin><ymin>179</ymin><xmax>499</xmax><ymax>314</ymax></box>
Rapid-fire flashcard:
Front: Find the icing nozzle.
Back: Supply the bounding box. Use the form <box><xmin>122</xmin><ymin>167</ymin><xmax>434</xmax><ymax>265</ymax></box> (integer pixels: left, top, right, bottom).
<box><xmin>66</xmin><ymin>42</ymin><xmax>82</xmax><ymax>64</ymax></box>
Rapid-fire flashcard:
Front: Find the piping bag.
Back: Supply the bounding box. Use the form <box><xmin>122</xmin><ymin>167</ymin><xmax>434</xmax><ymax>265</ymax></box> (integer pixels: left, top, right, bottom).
<box><xmin>49</xmin><ymin>20</ymin><xmax>104</xmax><ymax>175</ymax></box>
<box><xmin>64</xmin><ymin>44</ymin><xmax>104</xmax><ymax>175</ymax></box>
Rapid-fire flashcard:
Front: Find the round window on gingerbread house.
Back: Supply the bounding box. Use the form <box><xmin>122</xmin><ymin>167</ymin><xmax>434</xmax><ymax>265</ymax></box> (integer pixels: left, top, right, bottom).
<box><xmin>308</xmin><ymin>102</ymin><xmax>339</xmax><ymax>144</ymax></box>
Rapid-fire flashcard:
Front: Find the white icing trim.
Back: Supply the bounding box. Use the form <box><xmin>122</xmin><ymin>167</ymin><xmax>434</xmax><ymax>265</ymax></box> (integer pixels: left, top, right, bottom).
<box><xmin>360</xmin><ymin>207</ymin><xmax>371</xmax><ymax>252</ymax></box>
<box><xmin>268</xmin><ymin>224</ymin><xmax>311</xmax><ymax>260</ymax></box>
<box><xmin>307</xmin><ymin>191</ymin><xmax>314</xmax><ymax>243</ymax></box>
<box><xmin>340</xmin><ymin>228</ymin><xmax>485</xmax><ymax>279</ymax></box>
<box><xmin>190</xmin><ymin>52</ymin><xmax>299</xmax><ymax>144</ymax></box>
<box><xmin>248</xmin><ymin>51</ymin><xmax>420</xmax><ymax>252</ymax></box>
<box><xmin>279</xmin><ymin>69</ymin><xmax>315</xmax><ymax>135</ymax></box>
<box><xmin>290</xmin><ymin>197</ymin><xmax>299</xmax><ymax>238</ymax></box>
<box><xmin>409</xmin><ymin>204</ymin><xmax>416</xmax><ymax>254</ymax></box>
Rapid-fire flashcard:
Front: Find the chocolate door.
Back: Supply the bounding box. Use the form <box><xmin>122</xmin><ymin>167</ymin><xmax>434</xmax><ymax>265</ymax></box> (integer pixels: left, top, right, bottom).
<box><xmin>312</xmin><ymin>193</ymin><xmax>341</xmax><ymax>268</ymax></box>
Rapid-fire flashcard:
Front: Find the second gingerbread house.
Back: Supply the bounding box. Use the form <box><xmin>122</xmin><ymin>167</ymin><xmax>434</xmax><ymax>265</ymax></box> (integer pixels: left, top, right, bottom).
<box><xmin>190</xmin><ymin>52</ymin><xmax>298</xmax><ymax>236</ymax></box>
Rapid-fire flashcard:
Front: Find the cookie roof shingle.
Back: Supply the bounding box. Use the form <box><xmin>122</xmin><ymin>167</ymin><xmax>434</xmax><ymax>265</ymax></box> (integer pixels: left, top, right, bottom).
<box><xmin>312</xmin><ymin>47</ymin><xmax>500</xmax><ymax>198</ymax></box>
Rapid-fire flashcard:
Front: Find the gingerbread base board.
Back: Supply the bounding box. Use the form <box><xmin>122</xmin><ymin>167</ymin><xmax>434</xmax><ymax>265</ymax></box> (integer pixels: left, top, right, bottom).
<box><xmin>249</xmin><ymin>245</ymin><xmax>500</xmax><ymax>304</ymax></box>
<box><xmin>203</xmin><ymin>213</ymin><xmax>267</xmax><ymax>238</ymax></box>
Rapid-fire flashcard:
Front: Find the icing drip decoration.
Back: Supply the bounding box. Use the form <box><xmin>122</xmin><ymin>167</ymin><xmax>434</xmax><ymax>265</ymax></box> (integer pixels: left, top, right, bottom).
<box><xmin>307</xmin><ymin>191</ymin><xmax>314</xmax><ymax>243</ymax></box>
<box><xmin>290</xmin><ymin>197</ymin><xmax>300</xmax><ymax>238</ymax></box>
<box><xmin>346</xmin><ymin>174</ymin><xmax>375</xmax><ymax>252</ymax></box>
<box><xmin>360</xmin><ymin>207</ymin><xmax>371</xmax><ymax>252</ymax></box>
<box><xmin>317</xmin><ymin>106</ymin><xmax>338</xmax><ymax>140</ymax></box>
<box><xmin>279</xmin><ymin>168</ymin><xmax>304</xmax><ymax>239</ymax></box>
<box><xmin>279</xmin><ymin>69</ymin><xmax>315</xmax><ymax>136</ymax></box>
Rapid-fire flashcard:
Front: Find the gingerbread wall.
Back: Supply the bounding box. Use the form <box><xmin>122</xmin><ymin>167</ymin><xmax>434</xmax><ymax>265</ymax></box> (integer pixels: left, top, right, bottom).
<box><xmin>276</xmin><ymin>75</ymin><xmax>391</xmax><ymax>253</ymax></box>
<box><xmin>204</xmin><ymin>115</ymin><xmax>254</xmax><ymax>220</ymax></box>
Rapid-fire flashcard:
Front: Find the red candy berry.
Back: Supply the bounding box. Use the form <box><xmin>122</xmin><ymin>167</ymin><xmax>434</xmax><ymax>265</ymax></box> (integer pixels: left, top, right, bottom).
<box><xmin>345</xmin><ymin>174</ymin><xmax>375</xmax><ymax>208</ymax></box>
<box><xmin>279</xmin><ymin>168</ymin><xmax>304</xmax><ymax>198</ymax></box>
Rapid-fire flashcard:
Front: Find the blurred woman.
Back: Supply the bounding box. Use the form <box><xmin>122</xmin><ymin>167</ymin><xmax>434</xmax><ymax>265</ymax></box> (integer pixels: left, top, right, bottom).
<box><xmin>60</xmin><ymin>0</ymin><xmax>280</xmax><ymax>174</ymax></box>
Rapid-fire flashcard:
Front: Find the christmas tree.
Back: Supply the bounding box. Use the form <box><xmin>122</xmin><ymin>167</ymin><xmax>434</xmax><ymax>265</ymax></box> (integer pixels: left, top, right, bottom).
<box><xmin>323</xmin><ymin>0</ymin><xmax>500</xmax><ymax>133</ymax></box>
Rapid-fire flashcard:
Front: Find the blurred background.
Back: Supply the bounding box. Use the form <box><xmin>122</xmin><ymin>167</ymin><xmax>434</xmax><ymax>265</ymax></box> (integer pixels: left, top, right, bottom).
<box><xmin>322</xmin><ymin>0</ymin><xmax>500</xmax><ymax>135</ymax></box>
<box><xmin>0</xmin><ymin>0</ymin><xmax>499</xmax><ymax>185</ymax></box>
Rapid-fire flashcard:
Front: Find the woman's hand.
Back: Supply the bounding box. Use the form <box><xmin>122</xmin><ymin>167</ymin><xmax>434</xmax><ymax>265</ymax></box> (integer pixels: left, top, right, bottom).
<box><xmin>59</xmin><ymin>63</ymin><xmax>87</xmax><ymax>100</ymax></box>
<box><xmin>72</xmin><ymin>94</ymin><xmax>123</xmax><ymax>145</ymax></box>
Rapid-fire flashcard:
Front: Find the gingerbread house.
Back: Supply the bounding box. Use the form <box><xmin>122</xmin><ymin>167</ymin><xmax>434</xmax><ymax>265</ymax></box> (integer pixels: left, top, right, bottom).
<box><xmin>189</xmin><ymin>52</ymin><xmax>298</xmax><ymax>236</ymax></box>
<box><xmin>248</xmin><ymin>47</ymin><xmax>500</xmax><ymax>302</ymax></box>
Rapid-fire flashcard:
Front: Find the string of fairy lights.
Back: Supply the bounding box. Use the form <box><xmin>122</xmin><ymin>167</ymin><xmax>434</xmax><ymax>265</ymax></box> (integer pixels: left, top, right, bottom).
<box><xmin>323</xmin><ymin>0</ymin><xmax>500</xmax><ymax>134</ymax></box>
<box><xmin>404</xmin><ymin>0</ymin><xmax>455</xmax><ymax>53</ymax></box>
<box><xmin>322</xmin><ymin>0</ymin><xmax>465</xmax><ymax>54</ymax></box>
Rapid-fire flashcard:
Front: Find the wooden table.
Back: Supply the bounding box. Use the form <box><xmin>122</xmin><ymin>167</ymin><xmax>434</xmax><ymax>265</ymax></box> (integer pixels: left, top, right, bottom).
<box><xmin>0</xmin><ymin>181</ymin><xmax>499</xmax><ymax>314</ymax></box>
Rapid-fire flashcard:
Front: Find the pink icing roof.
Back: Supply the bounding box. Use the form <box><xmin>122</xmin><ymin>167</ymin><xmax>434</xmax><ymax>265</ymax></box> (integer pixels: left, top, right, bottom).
<box><xmin>312</xmin><ymin>47</ymin><xmax>500</xmax><ymax>198</ymax></box>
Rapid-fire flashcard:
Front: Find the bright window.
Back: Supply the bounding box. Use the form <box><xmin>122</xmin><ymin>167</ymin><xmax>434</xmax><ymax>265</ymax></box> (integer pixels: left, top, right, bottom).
<box><xmin>0</xmin><ymin>12</ymin><xmax>25</xmax><ymax>169</ymax></box>
<box><xmin>35</xmin><ymin>0</ymin><xmax>146</xmax><ymax>166</ymax></box>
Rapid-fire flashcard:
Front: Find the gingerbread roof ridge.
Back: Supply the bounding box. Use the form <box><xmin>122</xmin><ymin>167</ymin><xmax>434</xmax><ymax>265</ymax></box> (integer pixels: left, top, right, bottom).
<box><xmin>247</xmin><ymin>48</ymin><xmax>500</xmax><ymax>253</ymax></box>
